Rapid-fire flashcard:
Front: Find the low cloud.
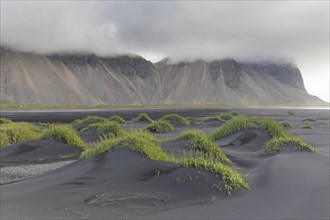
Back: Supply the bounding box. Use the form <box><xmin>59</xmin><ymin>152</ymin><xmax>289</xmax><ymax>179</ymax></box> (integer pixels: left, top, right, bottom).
<box><xmin>1</xmin><ymin>1</ymin><xmax>329</xmax><ymax>100</ymax></box>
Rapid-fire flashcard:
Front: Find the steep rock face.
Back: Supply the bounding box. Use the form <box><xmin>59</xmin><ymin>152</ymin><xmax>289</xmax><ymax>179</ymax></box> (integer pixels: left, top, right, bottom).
<box><xmin>0</xmin><ymin>48</ymin><xmax>326</xmax><ymax>106</ymax></box>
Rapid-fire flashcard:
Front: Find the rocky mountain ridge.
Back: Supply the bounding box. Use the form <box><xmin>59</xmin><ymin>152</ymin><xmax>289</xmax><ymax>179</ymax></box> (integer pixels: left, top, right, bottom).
<box><xmin>0</xmin><ymin>48</ymin><xmax>327</xmax><ymax>107</ymax></box>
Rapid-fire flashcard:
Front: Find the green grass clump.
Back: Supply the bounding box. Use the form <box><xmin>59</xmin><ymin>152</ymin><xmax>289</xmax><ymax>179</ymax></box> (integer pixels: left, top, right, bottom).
<box><xmin>159</xmin><ymin>114</ymin><xmax>190</xmax><ymax>126</ymax></box>
<box><xmin>301</xmin><ymin>124</ymin><xmax>313</xmax><ymax>129</ymax></box>
<box><xmin>133</xmin><ymin>113</ymin><xmax>154</xmax><ymax>123</ymax></box>
<box><xmin>109</xmin><ymin>115</ymin><xmax>126</xmax><ymax>124</ymax></box>
<box><xmin>81</xmin><ymin>131</ymin><xmax>169</xmax><ymax>161</ymax></box>
<box><xmin>174</xmin><ymin>151</ymin><xmax>249</xmax><ymax>195</ymax></box>
<box><xmin>180</xmin><ymin>129</ymin><xmax>231</xmax><ymax>164</ymax></box>
<box><xmin>81</xmin><ymin>131</ymin><xmax>249</xmax><ymax>195</ymax></box>
<box><xmin>145</xmin><ymin>120</ymin><xmax>175</xmax><ymax>133</ymax></box>
<box><xmin>0</xmin><ymin>117</ymin><xmax>12</xmax><ymax>124</ymax></box>
<box><xmin>281</xmin><ymin>121</ymin><xmax>293</xmax><ymax>128</ymax></box>
<box><xmin>203</xmin><ymin>116</ymin><xmax>226</xmax><ymax>123</ymax></box>
<box><xmin>219</xmin><ymin>113</ymin><xmax>234</xmax><ymax>121</ymax></box>
<box><xmin>82</xmin><ymin>121</ymin><xmax>126</xmax><ymax>137</ymax></box>
<box><xmin>288</xmin><ymin>111</ymin><xmax>296</xmax><ymax>116</ymax></box>
<box><xmin>209</xmin><ymin>115</ymin><xmax>315</xmax><ymax>155</ymax></box>
<box><xmin>39</xmin><ymin>124</ymin><xmax>88</xmax><ymax>149</ymax></box>
<box><xmin>258</xmin><ymin>137</ymin><xmax>315</xmax><ymax>155</ymax></box>
<box><xmin>230</xmin><ymin>111</ymin><xmax>240</xmax><ymax>116</ymax></box>
<box><xmin>0</xmin><ymin>122</ymin><xmax>40</xmax><ymax>147</ymax></box>
<box><xmin>71</xmin><ymin>116</ymin><xmax>109</xmax><ymax>128</ymax></box>
<box><xmin>302</xmin><ymin>118</ymin><xmax>316</xmax><ymax>122</ymax></box>
<box><xmin>209</xmin><ymin>116</ymin><xmax>257</xmax><ymax>141</ymax></box>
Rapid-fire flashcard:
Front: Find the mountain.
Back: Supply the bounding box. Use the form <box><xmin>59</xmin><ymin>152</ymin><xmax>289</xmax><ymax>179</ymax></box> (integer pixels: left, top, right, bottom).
<box><xmin>0</xmin><ymin>47</ymin><xmax>327</xmax><ymax>107</ymax></box>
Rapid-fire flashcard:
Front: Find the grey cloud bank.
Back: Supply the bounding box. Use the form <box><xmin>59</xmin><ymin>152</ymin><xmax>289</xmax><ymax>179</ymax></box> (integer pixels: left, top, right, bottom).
<box><xmin>1</xmin><ymin>1</ymin><xmax>329</xmax><ymax>101</ymax></box>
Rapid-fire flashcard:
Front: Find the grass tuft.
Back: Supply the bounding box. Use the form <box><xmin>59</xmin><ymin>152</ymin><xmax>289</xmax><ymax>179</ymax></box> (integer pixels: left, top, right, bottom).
<box><xmin>173</xmin><ymin>151</ymin><xmax>249</xmax><ymax>195</ymax></box>
<box><xmin>71</xmin><ymin>116</ymin><xmax>109</xmax><ymax>129</ymax></box>
<box><xmin>301</xmin><ymin>124</ymin><xmax>313</xmax><ymax>129</ymax></box>
<box><xmin>209</xmin><ymin>115</ymin><xmax>315</xmax><ymax>155</ymax></box>
<box><xmin>281</xmin><ymin>121</ymin><xmax>293</xmax><ymax>128</ymax></box>
<box><xmin>302</xmin><ymin>118</ymin><xmax>316</xmax><ymax>122</ymax></box>
<box><xmin>179</xmin><ymin>129</ymin><xmax>231</xmax><ymax>164</ymax></box>
<box><xmin>259</xmin><ymin>137</ymin><xmax>315</xmax><ymax>155</ymax></box>
<box><xmin>81</xmin><ymin>121</ymin><xmax>126</xmax><ymax>137</ymax></box>
<box><xmin>81</xmin><ymin>131</ymin><xmax>169</xmax><ymax>161</ymax></box>
<box><xmin>81</xmin><ymin>131</ymin><xmax>249</xmax><ymax>195</ymax></box>
<box><xmin>202</xmin><ymin>116</ymin><xmax>226</xmax><ymax>123</ymax></box>
<box><xmin>209</xmin><ymin>116</ymin><xmax>257</xmax><ymax>141</ymax></box>
<box><xmin>39</xmin><ymin>124</ymin><xmax>88</xmax><ymax>149</ymax></box>
<box><xmin>145</xmin><ymin>120</ymin><xmax>175</xmax><ymax>133</ymax></box>
<box><xmin>109</xmin><ymin>115</ymin><xmax>126</xmax><ymax>124</ymax></box>
<box><xmin>219</xmin><ymin>113</ymin><xmax>235</xmax><ymax>121</ymax></box>
<box><xmin>0</xmin><ymin>122</ymin><xmax>40</xmax><ymax>147</ymax></box>
<box><xmin>132</xmin><ymin>113</ymin><xmax>154</xmax><ymax>123</ymax></box>
<box><xmin>159</xmin><ymin>114</ymin><xmax>191</xmax><ymax>126</ymax></box>
<box><xmin>287</xmin><ymin>111</ymin><xmax>296</xmax><ymax>116</ymax></box>
<box><xmin>0</xmin><ymin>117</ymin><xmax>12</xmax><ymax>124</ymax></box>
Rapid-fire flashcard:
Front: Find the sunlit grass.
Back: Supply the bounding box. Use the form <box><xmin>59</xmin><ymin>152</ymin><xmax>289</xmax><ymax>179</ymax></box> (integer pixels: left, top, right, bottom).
<box><xmin>71</xmin><ymin>115</ymin><xmax>109</xmax><ymax>129</ymax></box>
<box><xmin>145</xmin><ymin>120</ymin><xmax>175</xmax><ymax>133</ymax></box>
<box><xmin>81</xmin><ymin>131</ymin><xmax>249</xmax><ymax>195</ymax></box>
<box><xmin>109</xmin><ymin>115</ymin><xmax>126</xmax><ymax>124</ymax></box>
<box><xmin>39</xmin><ymin>124</ymin><xmax>88</xmax><ymax>149</ymax></box>
<box><xmin>0</xmin><ymin>122</ymin><xmax>40</xmax><ymax>147</ymax></box>
<box><xmin>179</xmin><ymin>129</ymin><xmax>231</xmax><ymax>164</ymax></box>
<box><xmin>258</xmin><ymin>137</ymin><xmax>315</xmax><ymax>155</ymax></box>
<box><xmin>209</xmin><ymin>115</ymin><xmax>315</xmax><ymax>155</ymax></box>
<box><xmin>0</xmin><ymin>117</ymin><xmax>12</xmax><ymax>124</ymax></box>
<box><xmin>81</xmin><ymin>121</ymin><xmax>126</xmax><ymax>137</ymax></box>
<box><xmin>159</xmin><ymin>114</ymin><xmax>190</xmax><ymax>126</ymax></box>
<box><xmin>132</xmin><ymin>113</ymin><xmax>154</xmax><ymax>123</ymax></box>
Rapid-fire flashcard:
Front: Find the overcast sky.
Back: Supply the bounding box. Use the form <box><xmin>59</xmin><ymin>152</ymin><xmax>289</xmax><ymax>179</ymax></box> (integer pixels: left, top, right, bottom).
<box><xmin>1</xmin><ymin>1</ymin><xmax>329</xmax><ymax>102</ymax></box>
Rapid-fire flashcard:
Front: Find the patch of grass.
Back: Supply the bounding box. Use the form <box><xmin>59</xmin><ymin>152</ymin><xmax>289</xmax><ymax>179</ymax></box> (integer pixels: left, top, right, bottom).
<box><xmin>39</xmin><ymin>124</ymin><xmax>88</xmax><ymax>149</ymax></box>
<box><xmin>259</xmin><ymin>137</ymin><xmax>315</xmax><ymax>155</ymax></box>
<box><xmin>209</xmin><ymin>116</ymin><xmax>257</xmax><ymax>141</ymax></box>
<box><xmin>71</xmin><ymin>116</ymin><xmax>109</xmax><ymax>129</ymax></box>
<box><xmin>82</xmin><ymin>121</ymin><xmax>126</xmax><ymax>137</ymax></box>
<box><xmin>288</xmin><ymin>111</ymin><xmax>296</xmax><ymax>116</ymax></box>
<box><xmin>281</xmin><ymin>121</ymin><xmax>293</xmax><ymax>128</ymax></box>
<box><xmin>230</xmin><ymin>111</ymin><xmax>240</xmax><ymax>116</ymax></box>
<box><xmin>132</xmin><ymin>113</ymin><xmax>154</xmax><ymax>123</ymax></box>
<box><xmin>179</xmin><ymin>129</ymin><xmax>231</xmax><ymax>164</ymax></box>
<box><xmin>0</xmin><ymin>117</ymin><xmax>12</xmax><ymax>124</ymax></box>
<box><xmin>202</xmin><ymin>116</ymin><xmax>226</xmax><ymax>123</ymax></box>
<box><xmin>173</xmin><ymin>151</ymin><xmax>249</xmax><ymax>195</ymax></box>
<box><xmin>301</xmin><ymin>124</ymin><xmax>313</xmax><ymax>129</ymax></box>
<box><xmin>0</xmin><ymin>122</ymin><xmax>40</xmax><ymax>147</ymax></box>
<box><xmin>302</xmin><ymin>118</ymin><xmax>316</xmax><ymax>122</ymax></box>
<box><xmin>145</xmin><ymin>120</ymin><xmax>175</xmax><ymax>133</ymax></box>
<box><xmin>219</xmin><ymin>113</ymin><xmax>234</xmax><ymax>121</ymax></box>
<box><xmin>81</xmin><ymin>131</ymin><xmax>169</xmax><ymax>161</ymax></box>
<box><xmin>159</xmin><ymin>114</ymin><xmax>190</xmax><ymax>126</ymax></box>
<box><xmin>109</xmin><ymin>115</ymin><xmax>126</xmax><ymax>124</ymax></box>
<box><xmin>209</xmin><ymin>115</ymin><xmax>315</xmax><ymax>155</ymax></box>
<box><xmin>81</xmin><ymin>131</ymin><xmax>249</xmax><ymax>195</ymax></box>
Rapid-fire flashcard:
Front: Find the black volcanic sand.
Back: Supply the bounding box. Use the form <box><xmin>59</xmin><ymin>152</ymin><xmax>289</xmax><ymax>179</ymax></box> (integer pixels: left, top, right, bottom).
<box><xmin>1</xmin><ymin>108</ymin><xmax>329</xmax><ymax>219</ymax></box>
<box><xmin>0</xmin><ymin>140</ymin><xmax>82</xmax><ymax>167</ymax></box>
<box><xmin>1</xmin><ymin>150</ymin><xmax>226</xmax><ymax>219</ymax></box>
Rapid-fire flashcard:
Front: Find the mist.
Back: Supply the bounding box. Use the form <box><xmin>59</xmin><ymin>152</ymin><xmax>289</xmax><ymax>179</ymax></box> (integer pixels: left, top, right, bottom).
<box><xmin>1</xmin><ymin>1</ymin><xmax>329</xmax><ymax>101</ymax></box>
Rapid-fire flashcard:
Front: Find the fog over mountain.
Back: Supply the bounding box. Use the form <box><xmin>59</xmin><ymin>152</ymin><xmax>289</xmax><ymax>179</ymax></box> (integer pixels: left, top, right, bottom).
<box><xmin>0</xmin><ymin>48</ymin><xmax>326</xmax><ymax>107</ymax></box>
<box><xmin>0</xmin><ymin>1</ymin><xmax>329</xmax><ymax>103</ymax></box>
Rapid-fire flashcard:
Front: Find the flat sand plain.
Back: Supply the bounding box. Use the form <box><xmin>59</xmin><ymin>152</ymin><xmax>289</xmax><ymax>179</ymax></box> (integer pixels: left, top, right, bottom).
<box><xmin>0</xmin><ymin>108</ymin><xmax>329</xmax><ymax>219</ymax></box>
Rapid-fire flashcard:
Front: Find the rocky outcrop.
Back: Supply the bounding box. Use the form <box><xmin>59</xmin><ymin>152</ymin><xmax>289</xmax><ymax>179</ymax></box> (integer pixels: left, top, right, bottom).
<box><xmin>0</xmin><ymin>48</ymin><xmax>327</xmax><ymax>107</ymax></box>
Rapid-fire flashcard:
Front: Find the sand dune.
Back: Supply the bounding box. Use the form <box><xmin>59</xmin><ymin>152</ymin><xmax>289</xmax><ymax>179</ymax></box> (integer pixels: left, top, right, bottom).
<box><xmin>0</xmin><ymin>108</ymin><xmax>329</xmax><ymax>219</ymax></box>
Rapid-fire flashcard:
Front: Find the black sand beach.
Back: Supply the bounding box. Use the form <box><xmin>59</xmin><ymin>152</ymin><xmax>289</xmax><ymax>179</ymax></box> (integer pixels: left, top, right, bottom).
<box><xmin>0</xmin><ymin>108</ymin><xmax>329</xmax><ymax>219</ymax></box>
